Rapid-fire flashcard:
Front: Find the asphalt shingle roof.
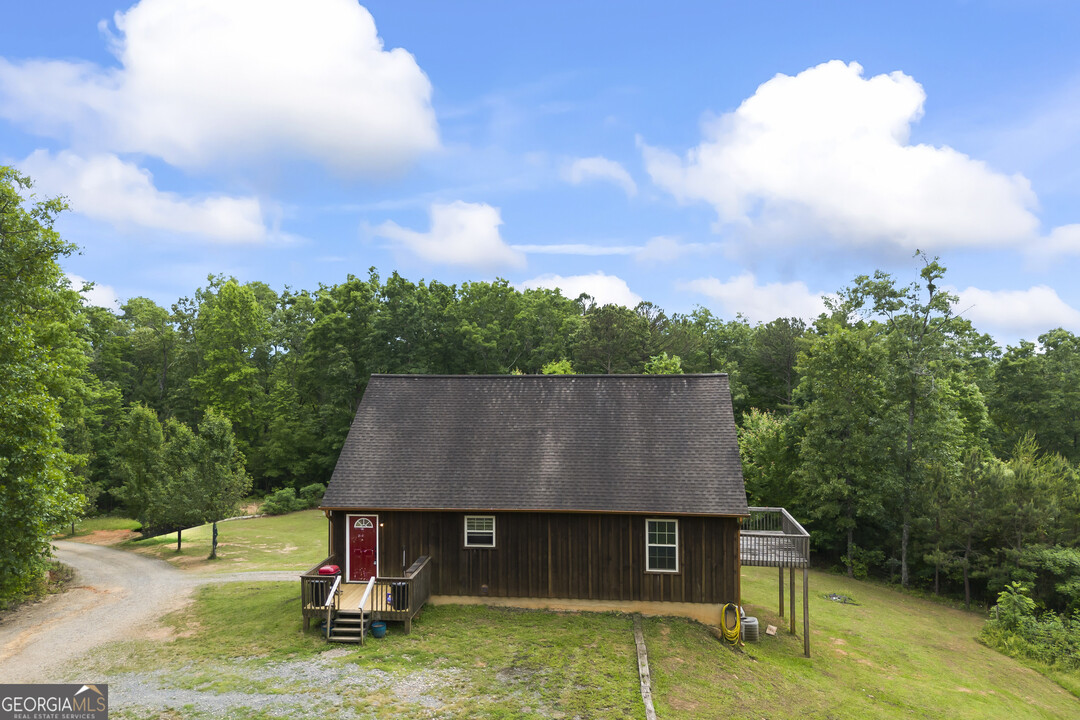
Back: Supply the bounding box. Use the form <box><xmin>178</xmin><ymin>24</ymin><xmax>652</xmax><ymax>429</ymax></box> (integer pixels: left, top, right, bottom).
<box><xmin>322</xmin><ymin>374</ymin><xmax>748</xmax><ymax>516</ymax></box>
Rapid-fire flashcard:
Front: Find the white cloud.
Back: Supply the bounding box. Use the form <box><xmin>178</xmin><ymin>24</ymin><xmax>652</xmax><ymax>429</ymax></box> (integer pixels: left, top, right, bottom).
<box><xmin>642</xmin><ymin>60</ymin><xmax>1041</xmax><ymax>252</ymax></box>
<box><xmin>635</xmin><ymin>236</ymin><xmax>720</xmax><ymax>263</ymax></box>
<box><xmin>375</xmin><ymin>201</ymin><xmax>525</xmax><ymax>270</ymax></box>
<box><xmin>511</xmin><ymin>236</ymin><xmax>720</xmax><ymax>262</ymax></box>
<box><xmin>511</xmin><ymin>243</ymin><xmax>639</xmax><ymax>256</ymax></box>
<box><xmin>951</xmin><ymin>285</ymin><xmax>1080</xmax><ymax>339</ymax></box>
<box><xmin>0</xmin><ymin>0</ymin><xmax>437</xmax><ymax>174</ymax></box>
<box><xmin>66</xmin><ymin>273</ymin><xmax>120</xmax><ymax>309</ymax></box>
<box><xmin>681</xmin><ymin>273</ymin><xmax>827</xmax><ymax>323</ymax></box>
<box><xmin>521</xmin><ymin>271</ymin><xmax>642</xmax><ymax>307</ymax></box>
<box><xmin>1031</xmin><ymin>224</ymin><xmax>1080</xmax><ymax>259</ymax></box>
<box><xmin>21</xmin><ymin>150</ymin><xmax>267</xmax><ymax>242</ymax></box>
<box><xmin>563</xmin><ymin>156</ymin><xmax>637</xmax><ymax>196</ymax></box>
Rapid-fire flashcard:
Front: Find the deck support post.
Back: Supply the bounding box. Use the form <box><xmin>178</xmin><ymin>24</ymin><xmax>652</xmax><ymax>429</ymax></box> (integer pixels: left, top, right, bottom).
<box><xmin>802</xmin><ymin>567</ymin><xmax>810</xmax><ymax>658</ymax></box>
<box><xmin>789</xmin><ymin>567</ymin><xmax>795</xmax><ymax>634</ymax></box>
<box><xmin>778</xmin><ymin>567</ymin><xmax>784</xmax><ymax>617</ymax></box>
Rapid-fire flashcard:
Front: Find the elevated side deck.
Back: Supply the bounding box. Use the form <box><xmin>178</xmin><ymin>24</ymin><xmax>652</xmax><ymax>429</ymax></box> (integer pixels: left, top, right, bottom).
<box><xmin>739</xmin><ymin>507</ymin><xmax>811</xmax><ymax>657</ymax></box>
<box><xmin>739</xmin><ymin>507</ymin><xmax>810</xmax><ymax>568</ymax></box>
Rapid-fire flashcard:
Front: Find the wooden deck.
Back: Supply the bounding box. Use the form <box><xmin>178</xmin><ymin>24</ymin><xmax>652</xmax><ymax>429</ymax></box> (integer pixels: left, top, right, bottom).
<box><xmin>739</xmin><ymin>507</ymin><xmax>810</xmax><ymax>568</ymax></box>
<box><xmin>340</xmin><ymin>582</ymin><xmax>375</xmax><ymax>612</ymax></box>
<box><xmin>739</xmin><ymin>507</ymin><xmax>811</xmax><ymax>657</ymax></box>
<box><xmin>740</xmin><ymin>531</ymin><xmax>810</xmax><ymax>568</ymax></box>
<box><xmin>300</xmin><ymin>555</ymin><xmax>433</xmax><ymax>642</ymax></box>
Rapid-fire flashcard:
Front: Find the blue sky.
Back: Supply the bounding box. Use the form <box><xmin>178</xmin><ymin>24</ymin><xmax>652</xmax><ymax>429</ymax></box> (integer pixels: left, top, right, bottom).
<box><xmin>2</xmin><ymin>1</ymin><xmax>1079</xmax><ymax>345</ymax></box>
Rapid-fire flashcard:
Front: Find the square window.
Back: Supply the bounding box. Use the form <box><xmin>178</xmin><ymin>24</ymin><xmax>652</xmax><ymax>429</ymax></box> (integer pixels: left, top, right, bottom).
<box><xmin>646</xmin><ymin>519</ymin><xmax>678</xmax><ymax>573</ymax></box>
<box><xmin>465</xmin><ymin>515</ymin><xmax>495</xmax><ymax>548</ymax></box>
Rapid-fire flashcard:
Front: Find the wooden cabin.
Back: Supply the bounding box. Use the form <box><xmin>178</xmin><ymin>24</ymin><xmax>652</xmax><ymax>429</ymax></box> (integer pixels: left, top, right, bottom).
<box><xmin>302</xmin><ymin>373</ymin><xmax>750</xmax><ymax>642</ymax></box>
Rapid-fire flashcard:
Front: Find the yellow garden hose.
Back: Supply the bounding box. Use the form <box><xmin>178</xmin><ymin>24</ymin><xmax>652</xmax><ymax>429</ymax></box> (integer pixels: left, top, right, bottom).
<box><xmin>720</xmin><ymin>603</ymin><xmax>741</xmax><ymax>645</ymax></box>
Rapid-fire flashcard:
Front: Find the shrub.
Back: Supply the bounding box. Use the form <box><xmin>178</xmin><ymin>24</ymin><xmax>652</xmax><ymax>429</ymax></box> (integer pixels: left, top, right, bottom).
<box><xmin>298</xmin><ymin>483</ymin><xmax>326</xmax><ymax>509</ymax></box>
<box><xmin>980</xmin><ymin>581</ymin><xmax>1080</xmax><ymax>669</ymax></box>
<box><xmin>261</xmin><ymin>488</ymin><xmax>303</xmax><ymax>515</ymax></box>
<box><xmin>260</xmin><ymin>483</ymin><xmax>326</xmax><ymax>515</ymax></box>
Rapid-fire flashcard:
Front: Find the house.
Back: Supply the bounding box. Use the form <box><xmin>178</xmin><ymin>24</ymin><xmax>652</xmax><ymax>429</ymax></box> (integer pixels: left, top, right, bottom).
<box><xmin>302</xmin><ymin>373</ymin><xmax>750</xmax><ymax>641</ymax></box>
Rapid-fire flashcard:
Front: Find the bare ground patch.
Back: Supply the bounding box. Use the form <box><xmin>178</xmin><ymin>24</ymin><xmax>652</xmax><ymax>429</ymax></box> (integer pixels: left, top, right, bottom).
<box><xmin>70</xmin><ymin>529</ymin><xmax>138</xmax><ymax>546</ymax></box>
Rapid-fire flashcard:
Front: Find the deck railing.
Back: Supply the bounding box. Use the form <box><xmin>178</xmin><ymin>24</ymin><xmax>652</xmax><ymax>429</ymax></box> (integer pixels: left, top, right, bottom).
<box><xmin>300</xmin><ymin>556</ymin><xmax>338</xmax><ymax>630</ymax></box>
<box><xmin>303</xmin><ymin>555</ymin><xmax>433</xmax><ymax>635</ymax></box>
<box><xmin>740</xmin><ymin>507</ymin><xmax>810</xmax><ymax>568</ymax></box>
<box><xmin>362</xmin><ymin>556</ymin><xmax>432</xmax><ymax>631</ymax></box>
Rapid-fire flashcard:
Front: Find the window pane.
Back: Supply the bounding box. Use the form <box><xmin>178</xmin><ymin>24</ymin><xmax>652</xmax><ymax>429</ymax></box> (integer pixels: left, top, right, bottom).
<box><xmin>466</xmin><ymin>516</ymin><xmax>494</xmax><ymax>532</ymax></box>
<box><xmin>466</xmin><ymin>531</ymin><xmax>494</xmax><ymax>546</ymax></box>
<box><xmin>648</xmin><ymin>546</ymin><xmax>676</xmax><ymax>571</ymax></box>
<box><xmin>648</xmin><ymin>520</ymin><xmax>676</xmax><ymax>546</ymax></box>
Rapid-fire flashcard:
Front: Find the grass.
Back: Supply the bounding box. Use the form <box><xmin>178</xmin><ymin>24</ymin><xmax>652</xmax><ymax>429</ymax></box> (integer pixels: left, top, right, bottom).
<box><xmin>83</xmin><ymin>582</ymin><xmax>642</xmax><ymax>719</ymax></box>
<box><xmin>120</xmin><ymin>509</ymin><xmax>327</xmax><ymax>574</ymax></box>
<box><xmin>54</xmin><ymin>515</ymin><xmax>143</xmax><ymax>539</ymax></box>
<box><xmin>68</xmin><ymin>508</ymin><xmax>1080</xmax><ymax>716</ymax></box>
<box><xmin>77</xmin><ymin>571</ymin><xmax>1080</xmax><ymax>719</ymax></box>
<box><xmin>646</xmin><ymin>566</ymin><xmax>1080</xmax><ymax>719</ymax></box>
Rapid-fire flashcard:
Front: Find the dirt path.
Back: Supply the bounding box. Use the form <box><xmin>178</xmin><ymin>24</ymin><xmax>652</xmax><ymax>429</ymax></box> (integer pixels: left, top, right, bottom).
<box><xmin>0</xmin><ymin>541</ymin><xmax>297</xmax><ymax>683</ymax></box>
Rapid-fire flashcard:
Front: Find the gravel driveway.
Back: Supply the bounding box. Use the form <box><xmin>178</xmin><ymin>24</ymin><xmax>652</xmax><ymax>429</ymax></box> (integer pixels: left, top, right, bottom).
<box><xmin>0</xmin><ymin>541</ymin><xmax>297</xmax><ymax>683</ymax></box>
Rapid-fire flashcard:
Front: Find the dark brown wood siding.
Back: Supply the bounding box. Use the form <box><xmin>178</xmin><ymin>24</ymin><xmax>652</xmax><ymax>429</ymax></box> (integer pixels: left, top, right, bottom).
<box><xmin>330</xmin><ymin>510</ymin><xmax>739</xmax><ymax>604</ymax></box>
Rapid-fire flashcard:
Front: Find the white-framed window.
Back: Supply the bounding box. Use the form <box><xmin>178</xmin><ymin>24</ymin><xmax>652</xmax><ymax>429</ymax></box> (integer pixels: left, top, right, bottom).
<box><xmin>464</xmin><ymin>515</ymin><xmax>496</xmax><ymax>548</ymax></box>
<box><xmin>646</xmin><ymin>518</ymin><xmax>678</xmax><ymax>573</ymax></box>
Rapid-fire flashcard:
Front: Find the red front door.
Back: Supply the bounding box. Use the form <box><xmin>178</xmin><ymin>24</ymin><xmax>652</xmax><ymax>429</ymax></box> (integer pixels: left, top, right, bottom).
<box><xmin>348</xmin><ymin>514</ymin><xmax>378</xmax><ymax>582</ymax></box>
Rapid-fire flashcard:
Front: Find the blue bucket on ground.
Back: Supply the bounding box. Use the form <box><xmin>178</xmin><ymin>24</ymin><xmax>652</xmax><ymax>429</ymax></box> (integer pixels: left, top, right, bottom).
<box><xmin>370</xmin><ymin>621</ymin><xmax>387</xmax><ymax>639</ymax></box>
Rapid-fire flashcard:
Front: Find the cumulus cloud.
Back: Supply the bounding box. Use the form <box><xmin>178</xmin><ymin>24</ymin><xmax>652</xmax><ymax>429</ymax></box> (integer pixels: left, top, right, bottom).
<box><xmin>21</xmin><ymin>150</ymin><xmax>267</xmax><ymax>242</ymax></box>
<box><xmin>67</xmin><ymin>273</ymin><xmax>120</xmax><ymax>309</ymax></box>
<box><xmin>681</xmin><ymin>273</ymin><xmax>828</xmax><ymax>323</ymax></box>
<box><xmin>642</xmin><ymin>60</ymin><xmax>1041</xmax><ymax>251</ymax></box>
<box><xmin>375</xmin><ymin>201</ymin><xmax>525</xmax><ymax>270</ymax></box>
<box><xmin>1031</xmin><ymin>224</ymin><xmax>1080</xmax><ymax>259</ymax></box>
<box><xmin>563</xmin><ymin>156</ymin><xmax>637</xmax><ymax>196</ymax></box>
<box><xmin>0</xmin><ymin>0</ymin><xmax>437</xmax><ymax>174</ymax></box>
<box><xmin>521</xmin><ymin>271</ymin><xmax>642</xmax><ymax>307</ymax></box>
<box><xmin>951</xmin><ymin>285</ymin><xmax>1080</xmax><ymax>339</ymax></box>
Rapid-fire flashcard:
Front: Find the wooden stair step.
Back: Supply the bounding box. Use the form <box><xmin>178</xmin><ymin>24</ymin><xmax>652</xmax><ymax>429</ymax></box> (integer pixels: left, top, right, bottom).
<box><xmin>327</xmin><ymin>634</ymin><xmax>361</xmax><ymax>644</ymax></box>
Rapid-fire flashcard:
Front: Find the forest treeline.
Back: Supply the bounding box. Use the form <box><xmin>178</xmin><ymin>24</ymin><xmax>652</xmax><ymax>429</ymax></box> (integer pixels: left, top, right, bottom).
<box><xmin>76</xmin><ymin>258</ymin><xmax>1080</xmax><ymax>617</ymax></box>
<box><xmin>4</xmin><ymin>168</ymin><xmax>1080</xmax><ymax>631</ymax></box>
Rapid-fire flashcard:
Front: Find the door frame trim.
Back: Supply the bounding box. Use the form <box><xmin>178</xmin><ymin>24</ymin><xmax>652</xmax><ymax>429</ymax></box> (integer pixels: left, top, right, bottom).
<box><xmin>345</xmin><ymin>513</ymin><xmax>379</xmax><ymax>583</ymax></box>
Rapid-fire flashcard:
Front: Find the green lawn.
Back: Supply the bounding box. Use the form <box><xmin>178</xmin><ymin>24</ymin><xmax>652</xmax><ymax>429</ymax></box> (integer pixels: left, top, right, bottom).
<box><xmin>78</xmin><ymin>570</ymin><xmax>1080</xmax><ymax>719</ymax></box>
<box><xmin>83</xmin><ymin>583</ymin><xmax>642</xmax><ymax>719</ymax></box>
<box><xmin>121</xmin><ymin>509</ymin><xmax>327</xmax><ymax>574</ymax></box>
<box><xmin>69</xmin><ymin>508</ymin><xmax>1080</xmax><ymax>717</ymax></box>
<box><xmin>54</xmin><ymin>515</ymin><xmax>142</xmax><ymax>538</ymax></box>
<box><xmin>646</xmin><ymin>565</ymin><xmax>1080</xmax><ymax>719</ymax></box>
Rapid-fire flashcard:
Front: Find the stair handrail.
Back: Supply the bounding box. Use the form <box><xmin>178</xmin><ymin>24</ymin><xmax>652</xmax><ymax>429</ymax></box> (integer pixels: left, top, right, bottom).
<box><xmin>355</xmin><ymin>575</ymin><xmax>376</xmax><ymax>645</ymax></box>
<box><xmin>322</xmin><ymin>574</ymin><xmax>342</xmax><ymax>640</ymax></box>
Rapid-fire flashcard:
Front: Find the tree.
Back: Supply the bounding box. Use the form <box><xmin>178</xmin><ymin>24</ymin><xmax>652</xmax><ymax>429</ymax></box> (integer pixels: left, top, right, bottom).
<box><xmin>113</xmin><ymin>404</ymin><xmax>165</xmax><ymax>526</ymax></box>
<box><xmin>541</xmin><ymin>359</ymin><xmax>574</xmax><ymax>375</ymax></box>
<box><xmin>643</xmin><ymin>352</ymin><xmax>683</xmax><ymax>374</ymax></box>
<box><xmin>738</xmin><ymin>409</ymin><xmax>799</xmax><ymax>507</ymax></box>
<box><xmin>792</xmin><ymin>317</ymin><xmax>902</xmax><ymax>577</ymax></box>
<box><xmin>573</xmin><ymin>304</ymin><xmax>650</xmax><ymax>374</ymax></box>
<box><xmin>190</xmin><ymin>277</ymin><xmax>271</xmax><ymax>461</ymax></box>
<box><xmin>0</xmin><ymin>168</ymin><xmax>85</xmax><ymax>604</ymax></box>
<box><xmin>851</xmin><ymin>254</ymin><xmax>964</xmax><ymax>586</ymax></box>
<box><xmin>196</xmin><ymin>409</ymin><xmax>252</xmax><ymax>559</ymax></box>
<box><xmin>990</xmin><ymin>330</ymin><xmax>1080</xmax><ymax>463</ymax></box>
<box><xmin>744</xmin><ymin>317</ymin><xmax>805</xmax><ymax>413</ymax></box>
<box><xmin>146</xmin><ymin>419</ymin><xmax>205</xmax><ymax>551</ymax></box>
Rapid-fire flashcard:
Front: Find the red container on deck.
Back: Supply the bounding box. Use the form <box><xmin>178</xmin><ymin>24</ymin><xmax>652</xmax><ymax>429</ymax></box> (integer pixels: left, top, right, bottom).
<box><xmin>318</xmin><ymin>564</ymin><xmax>340</xmax><ymax>575</ymax></box>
